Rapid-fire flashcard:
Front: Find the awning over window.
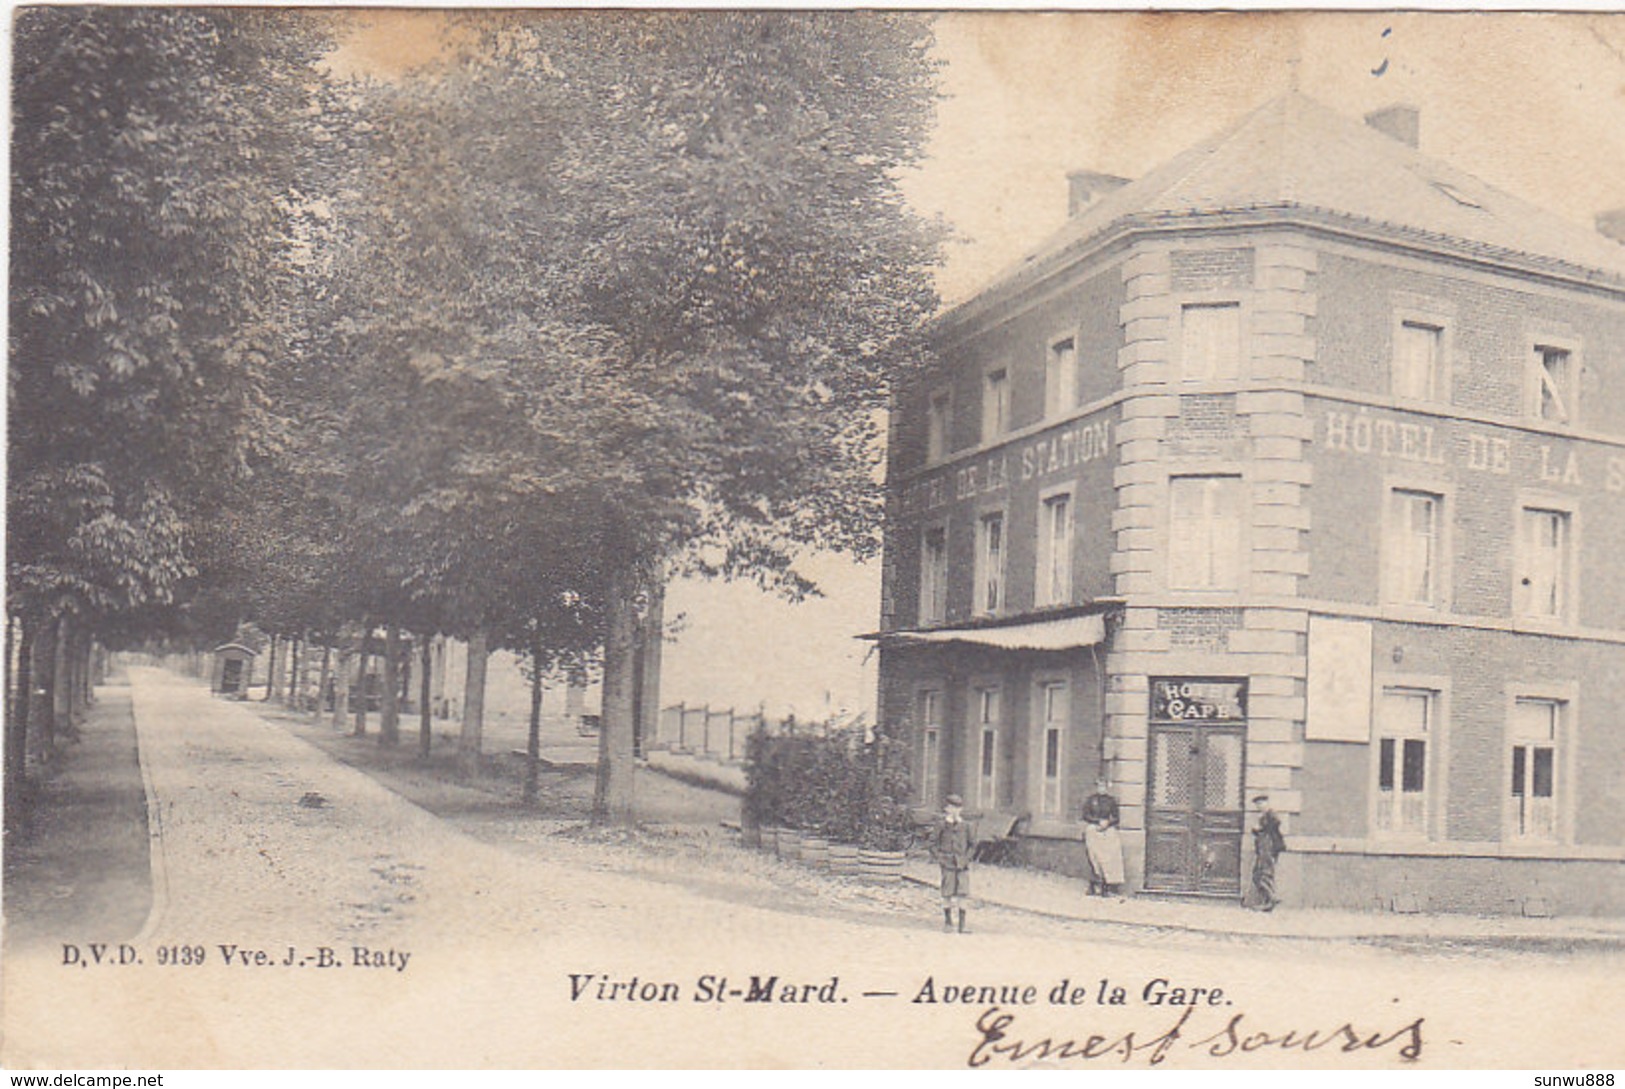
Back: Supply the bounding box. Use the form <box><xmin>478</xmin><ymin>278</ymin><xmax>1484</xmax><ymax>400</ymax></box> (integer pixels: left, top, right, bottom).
<box><xmin>877</xmin><ymin>612</ymin><xmax>1106</xmax><ymax>651</ymax></box>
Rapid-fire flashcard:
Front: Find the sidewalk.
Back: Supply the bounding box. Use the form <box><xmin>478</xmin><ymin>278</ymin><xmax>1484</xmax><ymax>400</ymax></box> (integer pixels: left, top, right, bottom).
<box><xmin>2</xmin><ymin>674</ymin><xmax>153</xmax><ymax>950</ymax></box>
<box><xmin>900</xmin><ymin>856</ymin><xmax>1625</xmax><ymax>946</ymax></box>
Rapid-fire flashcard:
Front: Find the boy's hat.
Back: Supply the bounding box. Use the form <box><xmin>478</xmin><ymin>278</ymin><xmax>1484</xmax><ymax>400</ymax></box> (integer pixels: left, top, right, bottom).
<box><xmin>1251</xmin><ymin>794</ymin><xmax>1270</xmax><ymax>805</ymax></box>
<box><xmin>945</xmin><ymin>793</ymin><xmax>964</xmax><ymax>807</ymax></box>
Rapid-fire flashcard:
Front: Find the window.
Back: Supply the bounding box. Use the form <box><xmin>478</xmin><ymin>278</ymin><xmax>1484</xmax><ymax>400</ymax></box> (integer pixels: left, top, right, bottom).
<box><xmin>1508</xmin><ymin>698</ymin><xmax>1560</xmax><ymax>841</ymax></box>
<box><xmin>1169</xmin><ymin>476</ymin><xmax>1243</xmax><ymax>590</ymax></box>
<box><xmin>918</xmin><ymin>526</ymin><xmax>947</xmax><ymax>625</ymax></box>
<box><xmin>1533</xmin><ymin>345</ymin><xmax>1576</xmax><ymax>424</ymax></box>
<box><xmin>974</xmin><ymin>511</ymin><xmax>1005</xmax><ymax>614</ymax></box>
<box><xmin>926</xmin><ymin>390</ymin><xmax>951</xmax><ymax>463</ymax></box>
<box><xmin>919</xmin><ymin>690</ymin><xmax>943</xmax><ymax>807</ymax></box>
<box><xmin>1393</xmin><ymin>320</ymin><xmax>1442</xmax><ymax>401</ymax></box>
<box><xmin>1517</xmin><ymin>506</ymin><xmax>1571</xmax><ymax>619</ymax></box>
<box><xmin>1385</xmin><ymin>489</ymin><xmax>1442</xmax><ymax>607</ymax></box>
<box><xmin>1036</xmin><ymin>492</ymin><xmax>1073</xmax><ymax>607</ymax></box>
<box><xmin>1045</xmin><ymin>337</ymin><xmax>1078</xmax><ymax>418</ymax></box>
<box><xmin>975</xmin><ymin>687</ymin><xmax>1000</xmax><ymax>810</ymax></box>
<box><xmin>982</xmin><ymin>368</ymin><xmax>1010</xmax><ymax>441</ymax></box>
<box><xmin>1180</xmin><ymin>303</ymin><xmax>1242</xmax><ymax>382</ymax></box>
<box><xmin>1039</xmin><ymin>682</ymin><xmax>1068</xmax><ymax>817</ymax></box>
<box><xmin>1375</xmin><ymin>687</ymin><xmax>1433</xmax><ymax>836</ymax></box>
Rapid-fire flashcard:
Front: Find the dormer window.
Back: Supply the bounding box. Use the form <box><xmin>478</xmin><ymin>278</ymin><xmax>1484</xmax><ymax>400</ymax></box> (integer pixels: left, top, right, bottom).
<box><xmin>1430</xmin><ymin>180</ymin><xmax>1481</xmax><ymax>209</ymax></box>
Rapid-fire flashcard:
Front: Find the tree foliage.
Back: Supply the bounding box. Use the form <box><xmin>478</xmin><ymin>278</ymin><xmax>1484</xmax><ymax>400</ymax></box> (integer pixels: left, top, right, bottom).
<box><xmin>8</xmin><ymin>10</ymin><xmax>945</xmax><ymax>824</ymax></box>
<box><xmin>9</xmin><ymin>7</ymin><xmax>335</xmax><ymax>623</ymax></box>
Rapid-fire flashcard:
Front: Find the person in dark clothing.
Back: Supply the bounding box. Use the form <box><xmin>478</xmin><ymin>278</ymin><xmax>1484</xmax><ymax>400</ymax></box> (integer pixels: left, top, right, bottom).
<box><xmin>1080</xmin><ymin>778</ymin><xmax>1124</xmax><ymax>897</ymax></box>
<box><xmin>931</xmin><ymin>794</ymin><xmax>972</xmax><ymax>933</ymax></box>
<box><xmin>1248</xmin><ymin>793</ymin><xmax>1287</xmax><ymax>911</ymax></box>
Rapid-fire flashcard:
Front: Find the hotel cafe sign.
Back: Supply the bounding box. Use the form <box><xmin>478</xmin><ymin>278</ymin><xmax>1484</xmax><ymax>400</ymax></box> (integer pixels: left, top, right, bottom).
<box><xmin>899</xmin><ymin>413</ymin><xmax>1114</xmax><ymax>515</ymax></box>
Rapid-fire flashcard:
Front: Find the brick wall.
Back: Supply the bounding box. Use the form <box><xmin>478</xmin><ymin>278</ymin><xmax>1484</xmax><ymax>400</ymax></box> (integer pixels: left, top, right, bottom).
<box><xmin>1314</xmin><ymin>249</ymin><xmax>1625</xmax><ymax>433</ymax></box>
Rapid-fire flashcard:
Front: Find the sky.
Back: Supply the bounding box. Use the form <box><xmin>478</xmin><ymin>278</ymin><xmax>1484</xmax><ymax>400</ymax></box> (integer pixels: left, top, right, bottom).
<box><xmin>907</xmin><ymin>12</ymin><xmax>1625</xmax><ymax>304</ymax></box>
<box><xmin>330</xmin><ymin>12</ymin><xmax>1625</xmax><ymax>720</ymax></box>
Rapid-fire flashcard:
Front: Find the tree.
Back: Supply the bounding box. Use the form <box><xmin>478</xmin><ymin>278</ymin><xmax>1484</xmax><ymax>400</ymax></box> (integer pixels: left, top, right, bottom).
<box><xmin>476</xmin><ymin>13</ymin><xmax>947</xmax><ymax>822</ymax></box>
<box><xmin>7</xmin><ymin>8</ymin><xmax>337</xmax><ymax>815</ymax></box>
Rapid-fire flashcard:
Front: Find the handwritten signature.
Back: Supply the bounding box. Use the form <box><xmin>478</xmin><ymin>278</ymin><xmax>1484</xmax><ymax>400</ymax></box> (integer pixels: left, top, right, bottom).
<box><xmin>967</xmin><ymin>1005</ymin><xmax>1424</xmax><ymax>1068</ymax></box>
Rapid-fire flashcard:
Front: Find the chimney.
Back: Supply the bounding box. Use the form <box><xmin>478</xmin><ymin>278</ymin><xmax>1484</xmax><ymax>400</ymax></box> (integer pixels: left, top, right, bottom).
<box><xmin>1596</xmin><ymin>208</ymin><xmax>1625</xmax><ymax>245</ymax></box>
<box><xmin>1364</xmin><ymin>104</ymin><xmax>1420</xmax><ymax>149</ymax></box>
<box><xmin>1067</xmin><ymin>170</ymin><xmax>1131</xmax><ymax>217</ymax></box>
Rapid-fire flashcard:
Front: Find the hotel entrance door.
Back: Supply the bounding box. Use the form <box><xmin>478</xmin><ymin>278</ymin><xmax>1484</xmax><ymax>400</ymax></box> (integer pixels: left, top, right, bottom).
<box><xmin>1144</xmin><ymin>677</ymin><xmax>1247</xmax><ymax>896</ymax></box>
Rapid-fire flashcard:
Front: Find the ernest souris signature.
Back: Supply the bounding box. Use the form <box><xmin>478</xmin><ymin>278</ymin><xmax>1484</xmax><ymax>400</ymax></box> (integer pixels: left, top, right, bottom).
<box><xmin>568</xmin><ymin>972</ymin><xmax>1424</xmax><ymax>1067</ymax></box>
<box><xmin>929</xmin><ymin>976</ymin><xmax>1424</xmax><ymax>1067</ymax></box>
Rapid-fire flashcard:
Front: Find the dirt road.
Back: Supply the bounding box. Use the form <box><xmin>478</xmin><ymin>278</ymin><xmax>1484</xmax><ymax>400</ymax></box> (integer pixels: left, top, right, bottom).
<box><xmin>5</xmin><ymin>668</ymin><xmax>1619</xmax><ymax>1069</ymax></box>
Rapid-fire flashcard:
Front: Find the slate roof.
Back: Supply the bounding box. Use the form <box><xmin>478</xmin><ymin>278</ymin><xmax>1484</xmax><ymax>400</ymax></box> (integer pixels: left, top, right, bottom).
<box><xmin>944</xmin><ymin>92</ymin><xmax>1625</xmax><ymax>328</ymax></box>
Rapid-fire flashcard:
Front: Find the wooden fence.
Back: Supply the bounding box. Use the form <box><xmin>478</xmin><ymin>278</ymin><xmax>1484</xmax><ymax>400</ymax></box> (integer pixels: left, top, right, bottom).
<box><xmin>651</xmin><ymin>703</ymin><xmax>845</xmax><ymax>765</ymax></box>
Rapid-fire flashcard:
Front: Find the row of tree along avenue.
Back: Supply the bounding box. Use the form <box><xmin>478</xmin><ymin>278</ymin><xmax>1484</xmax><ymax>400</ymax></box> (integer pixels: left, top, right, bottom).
<box><xmin>7</xmin><ymin>10</ymin><xmax>946</xmax><ymax>829</ymax></box>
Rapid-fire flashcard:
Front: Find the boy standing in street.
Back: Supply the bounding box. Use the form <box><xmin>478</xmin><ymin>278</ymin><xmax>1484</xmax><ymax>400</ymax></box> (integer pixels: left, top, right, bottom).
<box><xmin>931</xmin><ymin>793</ymin><xmax>972</xmax><ymax>933</ymax></box>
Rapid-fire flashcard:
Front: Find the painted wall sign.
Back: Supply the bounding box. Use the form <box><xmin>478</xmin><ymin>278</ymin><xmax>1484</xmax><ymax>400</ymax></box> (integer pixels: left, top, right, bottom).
<box><xmin>1318</xmin><ymin>407</ymin><xmax>1623</xmax><ymax>493</ymax></box>
<box><xmin>1150</xmin><ymin>677</ymin><xmax>1248</xmax><ymax>723</ymax></box>
<box><xmin>1306</xmin><ymin>616</ymin><xmax>1373</xmax><ymax>743</ymax></box>
<box><xmin>899</xmin><ymin>412</ymin><xmax>1113</xmax><ymax>516</ymax></box>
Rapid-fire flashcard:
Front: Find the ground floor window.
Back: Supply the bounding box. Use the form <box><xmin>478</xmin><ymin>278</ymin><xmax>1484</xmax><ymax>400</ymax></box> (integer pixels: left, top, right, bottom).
<box><xmin>1375</xmin><ymin>687</ymin><xmax>1433</xmax><ymax>836</ymax></box>
<box><xmin>918</xmin><ymin>689</ymin><xmax>943</xmax><ymax>807</ymax></box>
<box><xmin>1038</xmin><ymin>681</ymin><xmax>1068</xmax><ymax>817</ymax></box>
<box><xmin>975</xmin><ymin>686</ymin><xmax>1000</xmax><ymax>810</ymax></box>
<box><xmin>1509</xmin><ymin>697</ymin><xmax>1561</xmax><ymax>841</ymax></box>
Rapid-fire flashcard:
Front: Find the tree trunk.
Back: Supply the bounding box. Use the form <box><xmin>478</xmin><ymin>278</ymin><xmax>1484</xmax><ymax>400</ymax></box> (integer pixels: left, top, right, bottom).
<box><xmin>352</xmin><ymin>625</ymin><xmax>372</xmax><ymax>736</ymax></box>
<box><xmin>418</xmin><ymin>634</ymin><xmax>432</xmax><ymax>760</ymax></box>
<box><xmin>51</xmin><ymin>615</ymin><xmax>71</xmax><ymax>744</ymax></box>
<box><xmin>75</xmin><ymin>628</ymin><xmax>92</xmax><ymax>715</ymax></box>
<box><xmin>524</xmin><ymin>634</ymin><xmax>544</xmax><ymax>806</ymax></box>
<box><xmin>631</xmin><ymin>579</ymin><xmax>664</xmax><ymax>759</ymax></box>
<box><xmin>379</xmin><ymin>623</ymin><xmax>400</xmax><ymax>747</ymax></box>
<box><xmin>593</xmin><ymin>569</ymin><xmax>640</xmax><ymax>826</ymax></box>
<box><xmin>457</xmin><ymin>629</ymin><xmax>489</xmax><ymax>777</ymax></box>
<box><xmin>264</xmin><ymin>633</ymin><xmax>280</xmax><ymax>701</ymax></box>
<box><xmin>6</xmin><ymin>616</ymin><xmax>35</xmax><ymax>832</ymax></box>
<box><xmin>30</xmin><ymin>616</ymin><xmax>56</xmax><ymax>764</ymax></box>
<box><xmin>313</xmin><ymin>643</ymin><xmax>332</xmax><ymax>722</ymax></box>
<box><xmin>398</xmin><ymin>640</ymin><xmax>412</xmax><ymax>709</ymax></box>
<box><xmin>63</xmin><ymin>623</ymin><xmax>83</xmax><ymax>723</ymax></box>
<box><xmin>331</xmin><ymin>648</ymin><xmax>351</xmax><ymax>730</ymax></box>
<box><xmin>287</xmin><ymin>634</ymin><xmax>303</xmax><ymax>709</ymax></box>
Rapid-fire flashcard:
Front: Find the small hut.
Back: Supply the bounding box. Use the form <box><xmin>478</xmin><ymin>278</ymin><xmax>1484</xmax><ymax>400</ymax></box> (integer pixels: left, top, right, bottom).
<box><xmin>211</xmin><ymin>643</ymin><xmax>258</xmax><ymax>698</ymax></box>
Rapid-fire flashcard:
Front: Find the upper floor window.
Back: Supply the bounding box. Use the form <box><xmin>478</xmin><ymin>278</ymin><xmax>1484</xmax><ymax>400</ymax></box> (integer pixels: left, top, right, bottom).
<box><xmin>918</xmin><ymin>526</ymin><xmax>947</xmax><ymax>626</ymax></box>
<box><xmin>982</xmin><ymin>368</ymin><xmax>1010</xmax><ymax>442</ymax></box>
<box><xmin>1516</xmin><ymin>506</ymin><xmax>1572</xmax><ymax>620</ymax></box>
<box><xmin>1384</xmin><ymin>488</ymin><xmax>1443</xmax><ymax>608</ymax></box>
<box><xmin>1169</xmin><ymin>475</ymin><xmax>1243</xmax><ymax>590</ymax></box>
<box><xmin>1045</xmin><ymin>337</ymin><xmax>1078</xmax><ymax>419</ymax></box>
<box><xmin>1375</xmin><ymin>686</ymin><xmax>1434</xmax><ymax>837</ymax></box>
<box><xmin>1393</xmin><ymin>320</ymin><xmax>1442</xmax><ymax>401</ymax></box>
<box><xmin>974</xmin><ymin>511</ymin><xmax>1005</xmax><ymax>614</ymax></box>
<box><xmin>1508</xmin><ymin>697</ymin><xmax>1561</xmax><ymax>842</ymax></box>
<box><xmin>1532</xmin><ymin>344</ymin><xmax>1577</xmax><ymax>425</ymax></box>
<box><xmin>1180</xmin><ymin>303</ymin><xmax>1242</xmax><ymax>382</ymax></box>
<box><xmin>925</xmin><ymin>389</ymin><xmax>951</xmax><ymax>463</ymax></box>
<box><xmin>1036</xmin><ymin>492</ymin><xmax>1073</xmax><ymax>607</ymax></box>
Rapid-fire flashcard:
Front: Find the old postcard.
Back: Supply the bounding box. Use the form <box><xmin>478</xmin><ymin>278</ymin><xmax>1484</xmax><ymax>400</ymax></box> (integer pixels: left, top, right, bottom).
<box><xmin>5</xmin><ymin>8</ymin><xmax>1625</xmax><ymax>1073</ymax></box>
